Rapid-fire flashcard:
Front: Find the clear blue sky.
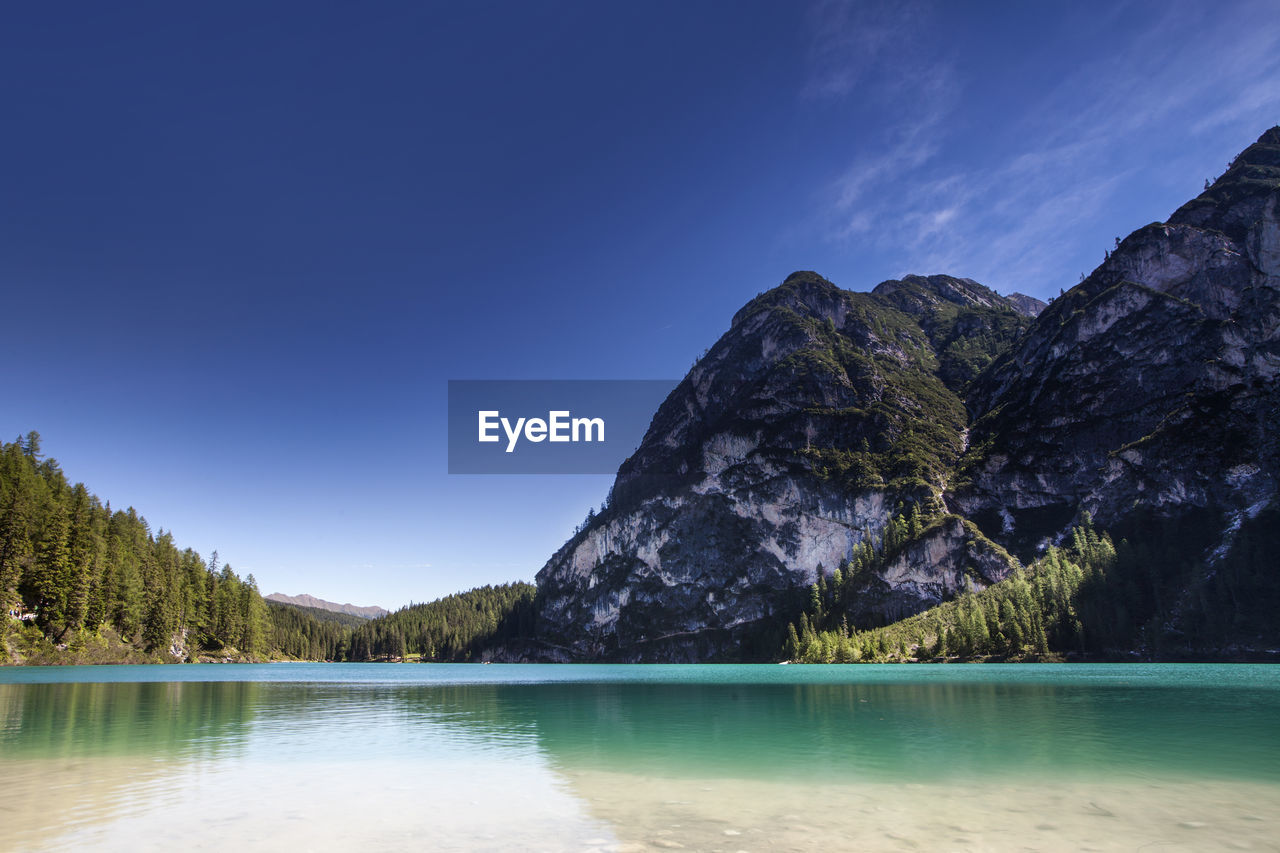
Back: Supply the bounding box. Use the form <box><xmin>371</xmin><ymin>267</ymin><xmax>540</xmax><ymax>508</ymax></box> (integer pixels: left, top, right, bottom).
<box><xmin>4</xmin><ymin>1</ymin><xmax>1278</xmax><ymax>609</ymax></box>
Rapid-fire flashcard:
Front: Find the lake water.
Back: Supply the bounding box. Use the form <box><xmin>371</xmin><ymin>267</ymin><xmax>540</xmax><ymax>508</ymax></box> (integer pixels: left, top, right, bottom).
<box><xmin>1</xmin><ymin>664</ymin><xmax>1278</xmax><ymax>851</ymax></box>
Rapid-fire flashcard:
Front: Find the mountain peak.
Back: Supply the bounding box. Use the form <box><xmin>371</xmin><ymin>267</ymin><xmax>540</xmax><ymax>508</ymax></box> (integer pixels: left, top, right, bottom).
<box><xmin>781</xmin><ymin>269</ymin><xmax>835</xmax><ymax>287</ymax></box>
<box><xmin>529</xmin><ymin>126</ymin><xmax>1280</xmax><ymax>663</ymax></box>
<box><xmin>871</xmin><ymin>274</ymin><xmax>1010</xmax><ymax>315</ymax></box>
<box><xmin>1169</xmin><ymin>125</ymin><xmax>1280</xmax><ymax>240</ymax></box>
<box><xmin>730</xmin><ymin>270</ymin><xmax>845</xmax><ymax>328</ymax></box>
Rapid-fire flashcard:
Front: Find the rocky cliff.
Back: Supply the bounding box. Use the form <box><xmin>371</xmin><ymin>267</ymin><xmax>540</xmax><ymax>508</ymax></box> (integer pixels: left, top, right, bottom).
<box><xmin>534</xmin><ymin>273</ymin><xmax>1034</xmax><ymax>660</ymax></box>
<box><xmin>531</xmin><ymin>127</ymin><xmax>1280</xmax><ymax>662</ymax></box>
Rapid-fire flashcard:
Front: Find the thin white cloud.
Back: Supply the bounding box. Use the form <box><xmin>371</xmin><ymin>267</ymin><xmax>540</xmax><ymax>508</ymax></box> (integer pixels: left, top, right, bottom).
<box><xmin>351</xmin><ymin>561</ymin><xmax>431</xmax><ymax>571</ymax></box>
<box><xmin>831</xmin><ymin>98</ymin><xmax>951</xmax><ymax>214</ymax></box>
<box><xmin>1017</xmin><ymin>1</ymin><xmax>1280</xmax><ymax>151</ymax></box>
<box><xmin>1193</xmin><ymin>78</ymin><xmax>1280</xmax><ymax>136</ymax></box>
<box><xmin>803</xmin><ymin>0</ymin><xmax>930</xmax><ymax>100</ymax></box>
<box><xmin>825</xmin><ymin>59</ymin><xmax>959</xmax><ymax>235</ymax></box>
<box><xmin>807</xmin><ymin>0</ymin><xmax>1280</xmax><ymax>296</ymax></box>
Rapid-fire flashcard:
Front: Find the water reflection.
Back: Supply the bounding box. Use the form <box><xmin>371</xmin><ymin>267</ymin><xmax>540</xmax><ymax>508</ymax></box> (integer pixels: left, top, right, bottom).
<box><xmin>0</xmin><ymin>680</ymin><xmax>610</xmax><ymax>851</ymax></box>
<box><xmin>2</xmin><ymin>669</ymin><xmax>1279</xmax><ymax>851</ymax></box>
<box><xmin>1</xmin><ymin>681</ymin><xmax>258</xmax><ymax>760</ymax></box>
<box><xmin>299</xmin><ymin>678</ymin><xmax>1280</xmax><ymax>784</ymax></box>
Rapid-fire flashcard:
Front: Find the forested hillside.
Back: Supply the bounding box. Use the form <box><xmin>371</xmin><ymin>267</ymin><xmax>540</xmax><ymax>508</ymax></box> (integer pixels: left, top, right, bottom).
<box><xmin>786</xmin><ymin>508</ymin><xmax>1280</xmax><ymax>662</ymax></box>
<box><xmin>267</xmin><ymin>602</ymin><xmax>364</xmax><ymax>661</ymax></box>
<box><xmin>0</xmin><ymin>435</ymin><xmax>547</xmax><ymax>666</ymax></box>
<box><xmin>346</xmin><ymin>583</ymin><xmax>537</xmax><ymax>661</ymax></box>
<box><xmin>0</xmin><ymin>432</ymin><xmax>325</xmax><ymax>663</ymax></box>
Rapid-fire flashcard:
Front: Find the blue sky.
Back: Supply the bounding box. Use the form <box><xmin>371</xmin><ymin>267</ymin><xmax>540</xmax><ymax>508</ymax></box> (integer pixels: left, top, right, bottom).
<box><xmin>3</xmin><ymin>1</ymin><xmax>1279</xmax><ymax>609</ymax></box>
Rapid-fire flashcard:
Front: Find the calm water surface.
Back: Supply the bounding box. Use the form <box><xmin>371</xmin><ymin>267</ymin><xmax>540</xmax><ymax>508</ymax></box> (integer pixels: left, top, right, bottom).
<box><xmin>1</xmin><ymin>664</ymin><xmax>1277</xmax><ymax>851</ymax></box>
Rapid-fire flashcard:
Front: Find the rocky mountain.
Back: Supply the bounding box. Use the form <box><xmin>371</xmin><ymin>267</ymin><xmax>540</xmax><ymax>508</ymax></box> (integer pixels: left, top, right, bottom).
<box><xmin>533</xmin><ymin>273</ymin><xmax>1035</xmax><ymax>661</ymax></box>
<box><xmin>265</xmin><ymin>592</ymin><xmax>387</xmax><ymax>619</ymax></box>
<box><xmin>954</xmin><ymin>128</ymin><xmax>1280</xmax><ymax>556</ymax></box>
<box><xmin>530</xmin><ymin>127</ymin><xmax>1280</xmax><ymax>662</ymax></box>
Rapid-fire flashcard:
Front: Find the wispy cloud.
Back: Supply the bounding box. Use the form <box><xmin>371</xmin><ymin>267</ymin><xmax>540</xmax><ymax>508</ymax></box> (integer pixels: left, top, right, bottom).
<box><xmin>806</xmin><ymin>0</ymin><xmax>1280</xmax><ymax>296</ymax></box>
<box><xmin>802</xmin><ymin>0</ymin><xmax>931</xmax><ymax>100</ymax></box>
<box><xmin>808</xmin><ymin>2</ymin><xmax>960</xmax><ymax>241</ymax></box>
<box><xmin>353</xmin><ymin>562</ymin><xmax>432</xmax><ymax>571</ymax></box>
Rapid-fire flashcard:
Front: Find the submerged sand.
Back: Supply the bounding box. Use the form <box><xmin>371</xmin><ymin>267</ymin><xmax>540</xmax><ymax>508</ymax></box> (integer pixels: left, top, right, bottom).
<box><xmin>561</xmin><ymin>769</ymin><xmax>1280</xmax><ymax>852</ymax></box>
<box><xmin>7</xmin><ymin>754</ymin><xmax>1278</xmax><ymax>852</ymax></box>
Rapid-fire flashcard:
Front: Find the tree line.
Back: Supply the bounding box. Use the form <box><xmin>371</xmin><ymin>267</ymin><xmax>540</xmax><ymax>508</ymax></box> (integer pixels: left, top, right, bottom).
<box><xmin>266</xmin><ymin>602</ymin><xmax>364</xmax><ymax>661</ymax></box>
<box><xmin>345</xmin><ymin>583</ymin><xmax>537</xmax><ymax>661</ymax></box>
<box><xmin>1</xmin><ymin>432</ymin><xmax>546</xmax><ymax>664</ymax></box>
<box><xmin>12</xmin><ymin>429</ymin><xmax>1265</xmax><ymax>666</ymax></box>
<box><xmin>1</xmin><ymin>432</ymin><xmax>272</xmax><ymax>660</ymax></box>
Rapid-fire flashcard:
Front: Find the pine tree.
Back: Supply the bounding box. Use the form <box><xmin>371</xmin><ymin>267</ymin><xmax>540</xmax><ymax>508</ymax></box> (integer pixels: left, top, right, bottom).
<box><xmin>931</xmin><ymin>626</ymin><xmax>947</xmax><ymax>659</ymax></box>
<box><xmin>21</xmin><ymin>431</ymin><xmax>43</xmax><ymax>461</ymax></box>
<box><xmin>785</xmin><ymin>623</ymin><xmax>801</xmax><ymax>660</ymax></box>
<box><xmin>999</xmin><ymin>599</ymin><xmax>1024</xmax><ymax>655</ymax></box>
<box><xmin>21</xmin><ymin>501</ymin><xmax>70</xmax><ymax>632</ymax></box>
<box><xmin>0</xmin><ymin>445</ymin><xmax>36</xmax><ymax>596</ymax></box>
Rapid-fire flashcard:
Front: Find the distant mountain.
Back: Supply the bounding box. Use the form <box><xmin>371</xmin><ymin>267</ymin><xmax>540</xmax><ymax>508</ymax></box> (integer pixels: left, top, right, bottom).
<box><xmin>527</xmin><ymin>126</ymin><xmax>1280</xmax><ymax>662</ymax></box>
<box><xmin>265</xmin><ymin>593</ymin><xmax>387</xmax><ymax>619</ymax></box>
<box><xmin>265</xmin><ymin>600</ymin><xmax>367</xmax><ymax>627</ymax></box>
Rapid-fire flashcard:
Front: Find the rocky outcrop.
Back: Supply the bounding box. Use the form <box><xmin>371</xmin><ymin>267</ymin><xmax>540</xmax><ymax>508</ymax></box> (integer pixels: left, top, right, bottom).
<box><xmin>168</xmin><ymin>627</ymin><xmax>191</xmax><ymax>662</ymax></box>
<box><xmin>847</xmin><ymin>516</ymin><xmax>1019</xmax><ymax>624</ymax></box>
<box><xmin>1005</xmin><ymin>292</ymin><xmax>1048</xmax><ymax>317</ymax></box>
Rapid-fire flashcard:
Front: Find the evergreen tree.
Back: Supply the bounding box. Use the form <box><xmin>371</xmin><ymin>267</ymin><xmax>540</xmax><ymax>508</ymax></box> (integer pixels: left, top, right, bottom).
<box><xmin>22</xmin><ymin>500</ymin><xmax>70</xmax><ymax>632</ymax></box>
<box><xmin>0</xmin><ymin>434</ymin><xmax>283</xmax><ymax>662</ymax></box>
<box><xmin>785</xmin><ymin>623</ymin><xmax>800</xmax><ymax>660</ymax></box>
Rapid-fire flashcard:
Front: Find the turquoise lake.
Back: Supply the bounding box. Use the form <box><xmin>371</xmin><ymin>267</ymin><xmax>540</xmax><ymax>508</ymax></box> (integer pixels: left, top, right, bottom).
<box><xmin>2</xmin><ymin>663</ymin><xmax>1278</xmax><ymax>851</ymax></box>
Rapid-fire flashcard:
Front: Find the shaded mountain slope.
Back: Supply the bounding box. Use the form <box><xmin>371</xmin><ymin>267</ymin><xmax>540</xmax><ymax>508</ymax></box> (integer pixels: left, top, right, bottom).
<box><xmin>954</xmin><ymin>128</ymin><xmax>1280</xmax><ymax>558</ymax></box>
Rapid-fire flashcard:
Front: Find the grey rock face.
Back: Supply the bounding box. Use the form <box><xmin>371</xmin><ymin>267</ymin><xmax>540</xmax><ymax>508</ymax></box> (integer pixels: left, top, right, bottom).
<box><xmin>1005</xmin><ymin>292</ymin><xmax>1048</xmax><ymax>317</ymax></box>
<box><xmin>848</xmin><ymin>516</ymin><xmax>1019</xmax><ymax>624</ymax></box>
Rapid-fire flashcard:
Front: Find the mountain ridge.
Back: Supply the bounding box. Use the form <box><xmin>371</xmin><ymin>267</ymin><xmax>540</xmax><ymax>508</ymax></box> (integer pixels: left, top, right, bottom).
<box><xmin>265</xmin><ymin>593</ymin><xmax>387</xmax><ymax>619</ymax></box>
<box><xmin>527</xmin><ymin>126</ymin><xmax>1280</xmax><ymax>662</ymax></box>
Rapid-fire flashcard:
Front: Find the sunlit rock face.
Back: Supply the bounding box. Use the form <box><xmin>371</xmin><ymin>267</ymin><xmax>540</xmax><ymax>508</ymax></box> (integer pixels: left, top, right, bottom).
<box><xmin>530</xmin><ymin>128</ymin><xmax>1280</xmax><ymax>662</ymax></box>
